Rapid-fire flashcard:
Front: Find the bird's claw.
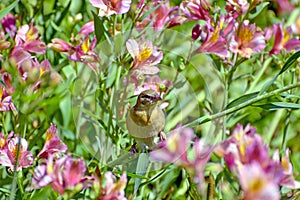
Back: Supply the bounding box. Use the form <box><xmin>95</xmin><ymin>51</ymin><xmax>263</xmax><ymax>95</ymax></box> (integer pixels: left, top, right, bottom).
<box><xmin>159</xmin><ymin>131</ymin><xmax>166</xmax><ymax>141</ymax></box>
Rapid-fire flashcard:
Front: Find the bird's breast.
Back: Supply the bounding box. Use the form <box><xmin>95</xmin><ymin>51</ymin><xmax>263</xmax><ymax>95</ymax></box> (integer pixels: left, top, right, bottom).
<box><xmin>126</xmin><ymin>107</ymin><xmax>165</xmax><ymax>138</ymax></box>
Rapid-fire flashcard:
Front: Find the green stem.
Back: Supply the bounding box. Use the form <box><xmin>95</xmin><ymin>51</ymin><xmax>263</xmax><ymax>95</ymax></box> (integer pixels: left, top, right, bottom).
<box><xmin>184</xmin><ymin>82</ymin><xmax>300</xmax><ymax>127</ymax></box>
<box><xmin>281</xmin><ymin>111</ymin><xmax>291</xmax><ymax>152</ymax></box>
<box><xmin>1</xmin><ymin>113</ymin><xmax>8</xmax><ymax>135</ymax></box>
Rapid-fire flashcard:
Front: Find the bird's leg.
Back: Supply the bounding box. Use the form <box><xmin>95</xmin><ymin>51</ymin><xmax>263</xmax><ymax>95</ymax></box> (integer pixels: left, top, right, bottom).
<box><xmin>158</xmin><ymin>131</ymin><xmax>166</xmax><ymax>141</ymax></box>
<box><xmin>129</xmin><ymin>143</ymin><xmax>138</xmax><ymax>155</ymax></box>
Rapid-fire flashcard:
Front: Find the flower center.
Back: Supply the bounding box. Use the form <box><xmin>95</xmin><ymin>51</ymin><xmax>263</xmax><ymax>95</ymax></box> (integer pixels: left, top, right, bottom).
<box><xmin>138</xmin><ymin>47</ymin><xmax>152</xmax><ymax>62</ymax></box>
<box><xmin>239</xmin><ymin>28</ymin><xmax>253</xmax><ymax>42</ymax></box>
<box><xmin>81</xmin><ymin>38</ymin><xmax>90</xmax><ymax>53</ymax></box>
<box><xmin>249</xmin><ymin>178</ymin><xmax>265</xmax><ymax>192</ymax></box>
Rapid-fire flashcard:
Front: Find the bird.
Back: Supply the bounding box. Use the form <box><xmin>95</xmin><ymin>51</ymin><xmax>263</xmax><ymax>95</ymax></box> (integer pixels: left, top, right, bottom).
<box><xmin>126</xmin><ymin>89</ymin><xmax>166</xmax><ymax>151</ymax></box>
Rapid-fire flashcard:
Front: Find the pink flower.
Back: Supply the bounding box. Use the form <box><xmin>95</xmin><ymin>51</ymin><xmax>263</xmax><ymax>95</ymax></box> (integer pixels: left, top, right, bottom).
<box><xmin>99</xmin><ymin>172</ymin><xmax>127</xmax><ymax>200</ymax></box>
<box><xmin>48</xmin><ymin>38</ymin><xmax>71</xmax><ymax>52</ymax></box>
<box><xmin>215</xmin><ymin>124</ymin><xmax>269</xmax><ymax>172</ymax></box>
<box><xmin>272</xmin><ymin>149</ymin><xmax>300</xmax><ymax>189</ymax></box>
<box><xmin>150</xmin><ymin>126</ymin><xmax>213</xmax><ymax>189</ymax></box>
<box><xmin>226</xmin><ymin>0</ymin><xmax>249</xmax><ymax>18</ymax></box>
<box><xmin>16</xmin><ymin>58</ymin><xmax>51</xmax><ymax>88</ymax></box>
<box><xmin>0</xmin><ymin>30</ymin><xmax>10</xmax><ymax>50</ymax></box>
<box><xmin>0</xmin><ymin>133</ymin><xmax>33</xmax><ymax>171</ymax></box>
<box><xmin>291</xmin><ymin>14</ymin><xmax>300</xmax><ymax>35</ymax></box>
<box><xmin>0</xmin><ymin>86</ymin><xmax>14</xmax><ymax>112</ymax></box>
<box><xmin>78</xmin><ymin>21</ymin><xmax>95</xmax><ymax>36</ymax></box>
<box><xmin>90</xmin><ymin>0</ymin><xmax>132</xmax><ymax>16</ymax></box>
<box><xmin>195</xmin><ymin>18</ymin><xmax>230</xmax><ymax>58</ymax></box>
<box><xmin>238</xmin><ymin>162</ymin><xmax>280</xmax><ymax>200</ymax></box>
<box><xmin>32</xmin><ymin>155</ymin><xmax>94</xmax><ymax>194</ymax></box>
<box><xmin>269</xmin><ymin>23</ymin><xmax>300</xmax><ymax>55</ymax></box>
<box><xmin>189</xmin><ymin>139</ymin><xmax>213</xmax><ymax>188</ymax></box>
<box><xmin>133</xmin><ymin>75</ymin><xmax>172</xmax><ymax>96</ymax></box>
<box><xmin>180</xmin><ymin>0</ymin><xmax>211</xmax><ymax>22</ymax></box>
<box><xmin>136</xmin><ymin>0</ymin><xmax>177</xmax><ymax>32</ymax></box>
<box><xmin>150</xmin><ymin>126</ymin><xmax>194</xmax><ymax>166</ymax></box>
<box><xmin>38</xmin><ymin>124</ymin><xmax>68</xmax><ymax>159</ymax></box>
<box><xmin>15</xmin><ymin>23</ymin><xmax>46</xmax><ymax>54</ymax></box>
<box><xmin>68</xmin><ymin>36</ymin><xmax>100</xmax><ymax>70</ymax></box>
<box><xmin>229</xmin><ymin>20</ymin><xmax>266</xmax><ymax>58</ymax></box>
<box><xmin>10</xmin><ymin>46</ymin><xmax>31</xmax><ymax>65</ymax></box>
<box><xmin>126</xmin><ymin>38</ymin><xmax>163</xmax><ymax>74</ymax></box>
<box><xmin>49</xmin><ymin>22</ymin><xmax>100</xmax><ymax>71</ymax></box>
<box><xmin>1</xmin><ymin>13</ymin><xmax>17</xmax><ymax>38</ymax></box>
<box><xmin>273</xmin><ymin>0</ymin><xmax>295</xmax><ymax>14</ymax></box>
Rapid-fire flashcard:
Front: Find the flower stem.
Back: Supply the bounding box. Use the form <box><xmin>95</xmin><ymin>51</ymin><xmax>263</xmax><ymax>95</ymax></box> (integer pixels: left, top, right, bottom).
<box><xmin>184</xmin><ymin>82</ymin><xmax>300</xmax><ymax>127</ymax></box>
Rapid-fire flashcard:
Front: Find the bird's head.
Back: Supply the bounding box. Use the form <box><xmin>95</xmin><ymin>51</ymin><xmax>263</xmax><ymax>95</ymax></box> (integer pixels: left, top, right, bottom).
<box><xmin>136</xmin><ymin>89</ymin><xmax>162</xmax><ymax>109</ymax></box>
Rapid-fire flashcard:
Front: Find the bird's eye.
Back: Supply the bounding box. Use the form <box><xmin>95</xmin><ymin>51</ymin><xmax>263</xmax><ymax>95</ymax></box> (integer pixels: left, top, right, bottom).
<box><xmin>141</xmin><ymin>94</ymin><xmax>150</xmax><ymax>99</ymax></box>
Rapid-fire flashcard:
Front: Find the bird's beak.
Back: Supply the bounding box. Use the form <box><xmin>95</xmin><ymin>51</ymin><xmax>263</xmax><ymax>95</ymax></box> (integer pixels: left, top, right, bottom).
<box><xmin>153</xmin><ymin>94</ymin><xmax>162</xmax><ymax>102</ymax></box>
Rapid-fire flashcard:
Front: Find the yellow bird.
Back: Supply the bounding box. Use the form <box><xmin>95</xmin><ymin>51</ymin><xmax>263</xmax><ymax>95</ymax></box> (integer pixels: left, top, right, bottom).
<box><xmin>126</xmin><ymin>89</ymin><xmax>165</xmax><ymax>150</ymax></box>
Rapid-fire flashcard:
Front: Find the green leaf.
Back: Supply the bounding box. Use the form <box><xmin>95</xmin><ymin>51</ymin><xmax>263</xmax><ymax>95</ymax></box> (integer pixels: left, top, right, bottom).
<box><xmin>134</xmin><ymin>153</ymin><xmax>150</xmax><ymax>195</ymax></box>
<box><xmin>260</xmin><ymin>51</ymin><xmax>300</xmax><ymax>94</ymax></box>
<box><xmin>43</xmin><ymin>0</ymin><xmax>56</xmax><ymax>15</ymax></box>
<box><xmin>226</xmin><ymin>92</ymin><xmax>259</xmax><ymax>109</ymax></box>
<box><xmin>255</xmin><ymin>102</ymin><xmax>300</xmax><ymax>110</ymax></box>
<box><xmin>92</xmin><ymin>11</ymin><xmax>110</xmax><ymax>43</ymax></box>
<box><xmin>29</xmin><ymin>186</ymin><xmax>53</xmax><ymax>200</ymax></box>
<box><xmin>0</xmin><ymin>0</ymin><xmax>19</xmax><ymax>20</ymax></box>
<box><xmin>106</xmin><ymin>64</ymin><xmax>117</xmax><ymax>88</ymax></box>
<box><xmin>249</xmin><ymin>2</ymin><xmax>269</xmax><ymax>19</ymax></box>
<box><xmin>278</xmin><ymin>51</ymin><xmax>300</xmax><ymax>75</ymax></box>
<box><xmin>59</xmin><ymin>93</ymin><xmax>71</xmax><ymax>126</ymax></box>
<box><xmin>139</xmin><ymin>3</ymin><xmax>161</xmax><ymax>21</ymax></box>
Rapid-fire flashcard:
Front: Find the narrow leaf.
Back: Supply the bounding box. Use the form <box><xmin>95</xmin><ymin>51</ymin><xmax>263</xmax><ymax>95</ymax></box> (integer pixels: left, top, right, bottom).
<box><xmin>134</xmin><ymin>153</ymin><xmax>150</xmax><ymax>195</ymax></box>
<box><xmin>249</xmin><ymin>2</ymin><xmax>269</xmax><ymax>19</ymax></box>
<box><xmin>92</xmin><ymin>11</ymin><xmax>104</xmax><ymax>43</ymax></box>
<box><xmin>0</xmin><ymin>0</ymin><xmax>19</xmax><ymax>20</ymax></box>
<box><xmin>255</xmin><ymin>102</ymin><xmax>300</xmax><ymax>110</ymax></box>
<box><xmin>278</xmin><ymin>50</ymin><xmax>300</xmax><ymax>75</ymax></box>
<box><xmin>226</xmin><ymin>92</ymin><xmax>259</xmax><ymax>109</ymax></box>
<box><xmin>140</xmin><ymin>3</ymin><xmax>161</xmax><ymax>21</ymax></box>
<box><xmin>260</xmin><ymin>51</ymin><xmax>300</xmax><ymax>94</ymax></box>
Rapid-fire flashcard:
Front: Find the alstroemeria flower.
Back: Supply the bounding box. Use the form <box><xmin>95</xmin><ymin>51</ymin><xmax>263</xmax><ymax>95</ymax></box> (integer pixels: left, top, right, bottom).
<box><xmin>48</xmin><ymin>38</ymin><xmax>71</xmax><ymax>52</ymax></box>
<box><xmin>269</xmin><ymin>23</ymin><xmax>300</xmax><ymax>55</ymax></box>
<box><xmin>38</xmin><ymin>124</ymin><xmax>68</xmax><ymax>159</ymax></box>
<box><xmin>133</xmin><ymin>75</ymin><xmax>172</xmax><ymax>97</ymax></box>
<box><xmin>77</xmin><ymin>21</ymin><xmax>95</xmax><ymax>37</ymax></box>
<box><xmin>150</xmin><ymin>127</ymin><xmax>194</xmax><ymax>166</ymax></box>
<box><xmin>180</xmin><ymin>0</ymin><xmax>211</xmax><ymax>22</ymax></box>
<box><xmin>0</xmin><ymin>134</ymin><xmax>33</xmax><ymax>171</ymax></box>
<box><xmin>226</xmin><ymin>0</ymin><xmax>249</xmax><ymax>18</ymax></box>
<box><xmin>68</xmin><ymin>36</ymin><xmax>100</xmax><ymax>70</ymax></box>
<box><xmin>49</xmin><ymin>22</ymin><xmax>100</xmax><ymax>71</ymax></box>
<box><xmin>136</xmin><ymin>0</ymin><xmax>177</xmax><ymax>32</ymax></box>
<box><xmin>0</xmin><ymin>86</ymin><xmax>13</xmax><ymax>112</ymax></box>
<box><xmin>14</xmin><ymin>23</ymin><xmax>46</xmax><ymax>54</ymax></box>
<box><xmin>229</xmin><ymin>20</ymin><xmax>266</xmax><ymax>58</ymax></box>
<box><xmin>1</xmin><ymin>13</ymin><xmax>17</xmax><ymax>38</ymax></box>
<box><xmin>238</xmin><ymin>162</ymin><xmax>280</xmax><ymax>200</ymax></box>
<box><xmin>32</xmin><ymin>155</ymin><xmax>94</xmax><ymax>194</ymax></box>
<box><xmin>126</xmin><ymin>38</ymin><xmax>163</xmax><ymax>74</ymax></box>
<box><xmin>150</xmin><ymin>126</ymin><xmax>213</xmax><ymax>189</ymax></box>
<box><xmin>0</xmin><ymin>30</ymin><xmax>10</xmax><ymax>50</ymax></box>
<box><xmin>16</xmin><ymin>58</ymin><xmax>52</xmax><ymax>90</ymax></box>
<box><xmin>215</xmin><ymin>124</ymin><xmax>270</xmax><ymax>172</ymax></box>
<box><xmin>99</xmin><ymin>172</ymin><xmax>127</xmax><ymax>200</ymax></box>
<box><xmin>189</xmin><ymin>139</ymin><xmax>213</xmax><ymax>188</ymax></box>
<box><xmin>272</xmin><ymin>149</ymin><xmax>300</xmax><ymax>189</ymax></box>
<box><xmin>90</xmin><ymin>0</ymin><xmax>132</xmax><ymax>17</ymax></box>
<box><xmin>273</xmin><ymin>0</ymin><xmax>295</xmax><ymax>14</ymax></box>
<box><xmin>195</xmin><ymin>17</ymin><xmax>230</xmax><ymax>58</ymax></box>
